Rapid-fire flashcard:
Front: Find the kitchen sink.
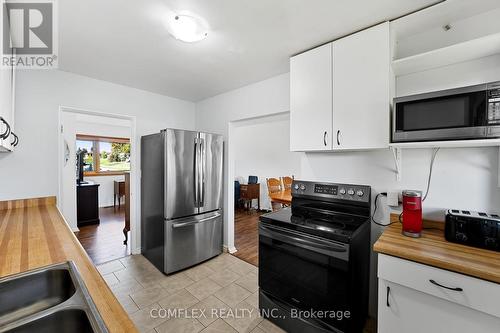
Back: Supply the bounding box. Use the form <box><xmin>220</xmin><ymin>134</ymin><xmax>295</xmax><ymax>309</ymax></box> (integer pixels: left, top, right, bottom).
<box><xmin>5</xmin><ymin>310</ymin><xmax>94</xmax><ymax>333</ymax></box>
<box><xmin>0</xmin><ymin>262</ymin><xmax>108</xmax><ymax>333</ymax></box>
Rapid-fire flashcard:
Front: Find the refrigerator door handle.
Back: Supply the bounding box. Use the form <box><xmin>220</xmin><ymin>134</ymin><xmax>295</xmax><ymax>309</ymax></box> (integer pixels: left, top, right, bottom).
<box><xmin>193</xmin><ymin>138</ymin><xmax>199</xmax><ymax>207</ymax></box>
<box><xmin>171</xmin><ymin>212</ymin><xmax>221</xmax><ymax>228</ymax></box>
<box><xmin>200</xmin><ymin>138</ymin><xmax>206</xmax><ymax>206</ymax></box>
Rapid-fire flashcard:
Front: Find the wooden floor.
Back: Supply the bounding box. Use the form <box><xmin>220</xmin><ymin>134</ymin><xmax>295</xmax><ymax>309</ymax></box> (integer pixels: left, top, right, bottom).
<box><xmin>75</xmin><ymin>206</ymin><xmax>130</xmax><ymax>265</ymax></box>
<box><xmin>232</xmin><ymin>208</ymin><xmax>265</xmax><ymax>267</ymax></box>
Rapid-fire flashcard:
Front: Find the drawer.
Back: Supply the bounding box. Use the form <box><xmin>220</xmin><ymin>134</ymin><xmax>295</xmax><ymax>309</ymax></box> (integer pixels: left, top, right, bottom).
<box><xmin>378</xmin><ymin>254</ymin><xmax>500</xmax><ymax>318</ymax></box>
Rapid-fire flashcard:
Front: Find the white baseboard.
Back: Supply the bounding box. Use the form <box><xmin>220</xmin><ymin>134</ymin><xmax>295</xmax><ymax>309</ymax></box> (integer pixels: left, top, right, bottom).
<box><xmin>132</xmin><ymin>247</ymin><xmax>141</xmax><ymax>255</ymax></box>
<box><xmin>224</xmin><ymin>245</ymin><xmax>237</xmax><ymax>254</ymax></box>
<box><xmin>71</xmin><ymin>226</ymin><xmax>80</xmax><ymax>232</ymax></box>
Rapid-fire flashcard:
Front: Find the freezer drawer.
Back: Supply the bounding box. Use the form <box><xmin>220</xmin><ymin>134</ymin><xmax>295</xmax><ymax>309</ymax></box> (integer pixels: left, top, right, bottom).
<box><xmin>164</xmin><ymin>210</ymin><xmax>223</xmax><ymax>274</ymax></box>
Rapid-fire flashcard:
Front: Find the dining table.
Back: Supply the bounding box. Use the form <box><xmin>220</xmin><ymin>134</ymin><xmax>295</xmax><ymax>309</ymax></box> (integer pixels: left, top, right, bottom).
<box><xmin>269</xmin><ymin>189</ymin><xmax>292</xmax><ymax>205</ymax></box>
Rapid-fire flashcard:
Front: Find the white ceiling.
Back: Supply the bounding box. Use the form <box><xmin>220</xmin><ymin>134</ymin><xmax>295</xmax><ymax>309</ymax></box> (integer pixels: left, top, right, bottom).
<box><xmin>59</xmin><ymin>0</ymin><xmax>443</xmax><ymax>102</ymax></box>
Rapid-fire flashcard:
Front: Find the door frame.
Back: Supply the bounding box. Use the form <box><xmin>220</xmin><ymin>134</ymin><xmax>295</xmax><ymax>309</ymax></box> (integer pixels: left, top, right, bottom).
<box><xmin>57</xmin><ymin>106</ymin><xmax>140</xmax><ymax>254</ymax></box>
<box><xmin>226</xmin><ymin>111</ymin><xmax>290</xmax><ymax>253</ymax></box>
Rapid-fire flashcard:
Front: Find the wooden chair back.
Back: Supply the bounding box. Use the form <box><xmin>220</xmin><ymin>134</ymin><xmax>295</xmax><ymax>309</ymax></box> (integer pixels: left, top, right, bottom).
<box><xmin>266</xmin><ymin>178</ymin><xmax>282</xmax><ymax>194</ymax></box>
<box><xmin>281</xmin><ymin>176</ymin><xmax>294</xmax><ymax>190</ymax></box>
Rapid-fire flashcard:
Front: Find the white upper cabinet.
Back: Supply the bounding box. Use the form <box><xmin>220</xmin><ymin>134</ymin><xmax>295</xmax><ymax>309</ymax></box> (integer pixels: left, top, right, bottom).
<box><xmin>290</xmin><ymin>43</ymin><xmax>333</xmax><ymax>151</ymax></box>
<box><xmin>290</xmin><ymin>22</ymin><xmax>390</xmax><ymax>152</ymax></box>
<box><xmin>333</xmin><ymin>22</ymin><xmax>390</xmax><ymax>150</ymax></box>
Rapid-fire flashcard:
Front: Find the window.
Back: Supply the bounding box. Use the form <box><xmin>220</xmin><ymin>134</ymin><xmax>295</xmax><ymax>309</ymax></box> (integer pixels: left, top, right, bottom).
<box><xmin>76</xmin><ymin>135</ymin><xmax>130</xmax><ymax>175</ymax></box>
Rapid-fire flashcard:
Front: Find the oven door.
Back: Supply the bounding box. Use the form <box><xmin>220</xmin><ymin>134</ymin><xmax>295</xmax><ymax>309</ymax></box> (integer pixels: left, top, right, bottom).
<box><xmin>393</xmin><ymin>85</ymin><xmax>488</xmax><ymax>142</ymax></box>
<box><xmin>259</xmin><ymin>223</ymin><xmax>351</xmax><ymax>330</ymax></box>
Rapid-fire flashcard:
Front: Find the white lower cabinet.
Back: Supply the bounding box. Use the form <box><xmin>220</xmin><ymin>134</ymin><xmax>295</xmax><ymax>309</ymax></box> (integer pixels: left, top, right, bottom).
<box><xmin>377</xmin><ymin>254</ymin><xmax>500</xmax><ymax>333</ymax></box>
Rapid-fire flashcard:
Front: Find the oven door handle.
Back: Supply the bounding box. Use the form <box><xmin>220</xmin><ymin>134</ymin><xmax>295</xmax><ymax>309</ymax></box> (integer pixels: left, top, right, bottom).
<box><xmin>260</xmin><ymin>224</ymin><xmax>347</xmax><ymax>253</ymax></box>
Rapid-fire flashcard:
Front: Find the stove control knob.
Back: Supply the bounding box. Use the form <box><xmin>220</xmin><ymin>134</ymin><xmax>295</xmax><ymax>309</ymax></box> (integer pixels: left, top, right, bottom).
<box><xmin>294</xmin><ymin>184</ymin><xmax>299</xmax><ymax>190</ymax></box>
<box><xmin>356</xmin><ymin>190</ymin><xmax>364</xmax><ymax>197</ymax></box>
<box><xmin>347</xmin><ymin>189</ymin><xmax>355</xmax><ymax>196</ymax></box>
<box><xmin>339</xmin><ymin>188</ymin><xmax>346</xmax><ymax>195</ymax></box>
<box><xmin>299</xmin><ymin>184</ymin><xmax>306</xmax><ymax>191</ymax></box>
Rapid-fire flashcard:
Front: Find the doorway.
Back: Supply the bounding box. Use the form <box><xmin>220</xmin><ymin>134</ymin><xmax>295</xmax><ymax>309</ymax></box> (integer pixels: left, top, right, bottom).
<box><xmin>229</xmin><ymin>112</ymin><xmax>300</xmax><ymax>266</ymax></box>
<box><xmin>58</xmin><ymin>107</ymin><xmax>137</xmax><ymax>265</ymax></box>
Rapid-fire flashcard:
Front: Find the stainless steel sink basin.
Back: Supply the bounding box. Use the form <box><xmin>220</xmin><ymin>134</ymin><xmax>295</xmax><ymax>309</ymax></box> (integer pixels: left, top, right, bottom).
<box><xmin>0</xmin><ymin>262</ymin><xmax>108</xmax><ymax>333</ymax></box>
<box><xmin>5</xmin><ymin>310</ymin><xmax>94</xmax><ymax>333</ymax></box>
<box><xmin>0</xmin><ymin>268</ymin><xmax>76</xmax><ymax>324</ymax></box>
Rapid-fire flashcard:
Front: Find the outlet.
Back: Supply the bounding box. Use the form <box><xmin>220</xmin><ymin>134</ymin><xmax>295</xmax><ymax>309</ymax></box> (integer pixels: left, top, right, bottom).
<box><xmin>387</xmin><ymin>191</ymin><xmax>400</xmax><ymax>207</ymax></box>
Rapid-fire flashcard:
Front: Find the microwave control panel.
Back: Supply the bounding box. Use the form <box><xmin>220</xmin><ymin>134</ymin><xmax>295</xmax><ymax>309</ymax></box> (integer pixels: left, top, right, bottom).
<box><xmin>488</xmin><ymin>84</ymin><xmax>500</xmax><ymax>125</ymax></box>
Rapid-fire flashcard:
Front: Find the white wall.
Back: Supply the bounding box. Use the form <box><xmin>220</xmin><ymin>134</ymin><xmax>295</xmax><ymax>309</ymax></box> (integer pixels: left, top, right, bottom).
<box><xmin>233</xmin><ymin>113</ymin><xmax>300</xmax><ymax>210</ymax></box>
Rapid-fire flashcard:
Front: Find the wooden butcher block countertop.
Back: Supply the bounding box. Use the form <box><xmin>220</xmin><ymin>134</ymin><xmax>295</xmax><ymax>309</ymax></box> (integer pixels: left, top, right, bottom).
<box><xmin>374</xmin><ymin>214</ymin><xmax>500</xmax><ymax>284</ymax></box>
<box><xmin>0</xmin><ymin>197</ymin><xmax>138</xmax><ymax>332</ymax></box>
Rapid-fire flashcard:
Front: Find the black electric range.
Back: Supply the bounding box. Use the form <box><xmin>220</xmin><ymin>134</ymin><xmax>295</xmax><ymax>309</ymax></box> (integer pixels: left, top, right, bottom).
<box><xmin>259</xmin><ymin>180</ymin><xmax>371</xmax><ymax>333</ymax></box>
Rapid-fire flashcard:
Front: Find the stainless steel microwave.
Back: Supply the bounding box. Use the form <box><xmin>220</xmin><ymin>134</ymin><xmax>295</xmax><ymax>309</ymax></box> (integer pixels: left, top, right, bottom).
<box><xmin>393</xmin><ymin>81</ymin><xmax>500</xmax><ymax>142</ymax></box>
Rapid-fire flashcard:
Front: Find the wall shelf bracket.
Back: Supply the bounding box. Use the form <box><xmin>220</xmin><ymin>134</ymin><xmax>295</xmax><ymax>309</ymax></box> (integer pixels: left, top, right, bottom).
<box><xmin>391</xmin><ymin>147</ymin><xmax>402</xmax><ymax>181</ymax></box>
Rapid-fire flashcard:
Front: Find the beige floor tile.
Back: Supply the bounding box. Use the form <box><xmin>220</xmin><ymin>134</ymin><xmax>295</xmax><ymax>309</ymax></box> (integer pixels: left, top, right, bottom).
<box><xmin>111</xmin><ymin>278</ymin><xmax>144</xmax><ymax>298</ymax></box>
<box><xmin>257</xmin><ymin>319</ymin><xmax>287</xmax><ymax>333</ymax></box>
<box><xmin>250</xmin><ymin>327</ymin><xmax>265</xmax><ymax>333</ymax></box>
<box><xmin>159</xmin><ymin>289</ymin><xmax>200</xmax><ymax>310</ymax></box>
<box><xmin>120</xmin><ymin>254</ymin><xmax>152</xmax><ymax>268</ymax></box>
<box><xmin>243</xmin><ymin>292</ymin><xmax>258</xmax><ymax>309</ymax></box>
<box><xmin>160</xmin><ymin>272</ymin><xmax>195</xmax><ymax>294</ymax></box>
<box><xmin>223</xmin><ymin>301</ymin><xmax>262</xmax><ymax>333</ymax></box>
<box><xmin>185</xmin><ymin>264</ymin><xmax>216</xmax><ymax>282</ymax></box>
<box><xmin>130</xmin><ymin>286</ymin><xmax>170</xmax><ymax>309</ymax></box>
<box><xmin>97</xmin><ymin>259</ymin><xmax>125</xmax><ymax>275</ymax></box>
<box><xmin>189</xmin><ymin>295</ymin><xmax>230</xmax><ymax>327</ymax></box>
<box><xmin>209</xmin><ymin>269</ymin><xmax>241</xmax><ymax>287</ymax></box>
<box><xmin>186</xmin><ymin>278</ymin><xmax>223</xmax><ymax>301</ymax></box>
<box><xmin>116</xmin><ymin>294</ymin><xmax>140</xmax><ymax>314</ymax></box>
<box><xmin>102</xmin><ymin>273</ymin><xmax>119</xmax><ymax>287</ymax></box>
<box><xmin>155</xmin><ymin>317</ymin><xmax>204</xmax><ymax>333</ymax></box>
<box><xmin>227</xmin><ymin>261</ymin><xmax>255</xmax><ymax>276</ymax></box>
<box><xmin>201</xmin><ymin>318</ymin><xmax>238</xmax><ymax>333</ymax></box>
<box><xmin>234</xmin><ymin>273</ymin><xmax>258</xmax><ymax>293</ymax></box>
<box><xmin>130</xmin><ymin>303</ymin><xmax>168</xmax><ymax>332</ymax></box>
<box><xmin>214</xmin><ymin>284</ymin><xmax>251</xmax><ymax>307</ymax></box>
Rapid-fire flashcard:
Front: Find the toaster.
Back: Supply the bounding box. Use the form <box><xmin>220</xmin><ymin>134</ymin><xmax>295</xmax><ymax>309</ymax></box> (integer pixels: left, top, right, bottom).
<box><xmin>445</xmin><ymin>209</ymin><xmax>500</xmax><ymax>252</ymax></box>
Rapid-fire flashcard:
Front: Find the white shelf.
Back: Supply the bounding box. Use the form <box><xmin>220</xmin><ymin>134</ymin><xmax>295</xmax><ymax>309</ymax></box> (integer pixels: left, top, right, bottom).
<box><xmin>389</xmin><ymin>139</ymin><xmax>500</xmax><ymax>149</ymax></box>
<box><xmin>392</xmin><ymin>32</ymin><xmax>500</xmax><ymax>76</ymax></box>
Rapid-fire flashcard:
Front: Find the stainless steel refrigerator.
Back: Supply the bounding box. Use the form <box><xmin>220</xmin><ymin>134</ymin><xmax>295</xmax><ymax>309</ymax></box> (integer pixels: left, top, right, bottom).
<box><xmin>141</xmin><ymin>129</ymin><xmax>223</xmax><ymax>274</ymax></box>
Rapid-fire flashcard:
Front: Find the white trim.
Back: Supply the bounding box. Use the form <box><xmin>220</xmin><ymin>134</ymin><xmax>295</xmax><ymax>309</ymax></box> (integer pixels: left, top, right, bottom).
<box><xmin>57</xmin><ymin>106</ymin><xmax>140</xmax><ymax>255</ymax></box>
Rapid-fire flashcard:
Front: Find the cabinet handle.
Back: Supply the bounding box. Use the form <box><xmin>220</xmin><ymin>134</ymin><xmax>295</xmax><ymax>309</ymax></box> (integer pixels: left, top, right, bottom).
<box><xmin>386</xmin><ymin>286</ymin><xmax>390</xmax><ymax>307</ymax></box>
<box><xmin>336</xmin><ymin>130</ymin><xmax>341</xmax><ymax>146</ymax></box>
<box><xmin>0</xmin><ymin>117</ymin><xmax>11</xmax><ymax>139</ymax></box>
<box><xmin>323</xmin><ymin>131</ymin><xmax>327</xmax><ymax>146</ymax></box>
<box><xmin>429</xmin><ymin>279</ymin><xmax>463</xmax><ymax>292</ymax></box>
<box><xmin>10</xmin><ymin>132</ymin><xmax>18</xmax><ymax>147</ymax></box>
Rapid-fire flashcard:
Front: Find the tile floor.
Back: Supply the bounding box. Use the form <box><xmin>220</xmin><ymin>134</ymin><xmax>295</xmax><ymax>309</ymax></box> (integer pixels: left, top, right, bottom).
<box><xmin>97</xmin><ymin>253</ymin><xmax>285</xmax><ymax>333</ymax></box>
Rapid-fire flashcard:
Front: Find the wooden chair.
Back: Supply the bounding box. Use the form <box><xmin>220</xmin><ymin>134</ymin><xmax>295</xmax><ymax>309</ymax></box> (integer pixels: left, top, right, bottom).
<box><xmin>266</xmin><ymin>178</ymin><xmax>283</xmax><ymax>211</ymax></box>
<box><xmin>281</xmin><ymin>176</ymin><xmax>294</xmax><ymax>190</ymax></box>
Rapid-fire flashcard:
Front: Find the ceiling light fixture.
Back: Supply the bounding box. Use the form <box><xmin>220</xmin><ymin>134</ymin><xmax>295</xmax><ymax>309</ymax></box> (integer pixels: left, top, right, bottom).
<box><xmin>166</xmin><ymin>14</ymin><xmax>208</xmax><ymax>43</ymax></box>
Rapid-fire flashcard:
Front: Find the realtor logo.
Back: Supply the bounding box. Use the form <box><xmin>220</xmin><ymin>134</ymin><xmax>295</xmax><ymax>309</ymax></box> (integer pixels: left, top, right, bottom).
<box><xmin>2</xmin><ymin>0</ymin><xmax>58</xmax><ymax>68</ymax></box>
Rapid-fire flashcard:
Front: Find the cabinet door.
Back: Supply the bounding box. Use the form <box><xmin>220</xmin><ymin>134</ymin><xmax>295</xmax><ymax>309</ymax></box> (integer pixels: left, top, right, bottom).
<box><xmin>333</xmin><ymin>22</ymin><xmax>390</xmax><ymax>150</ymax></box>
<box><xmin>290</xmin><ymin>43</ymin><xmax>333</xmax><ymax>151</ymax></box>
<box><xmin>378</xmin><ymin>279</ymin><xmax>500</xmax><ymax>333</ymax></box>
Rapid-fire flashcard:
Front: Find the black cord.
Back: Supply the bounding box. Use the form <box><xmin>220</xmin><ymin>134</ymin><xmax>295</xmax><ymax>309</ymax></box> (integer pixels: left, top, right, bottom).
<box><xmin>372</xmin><ymin>192</ymin><xmax>399</xmax><ymax>226</ymax></box>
